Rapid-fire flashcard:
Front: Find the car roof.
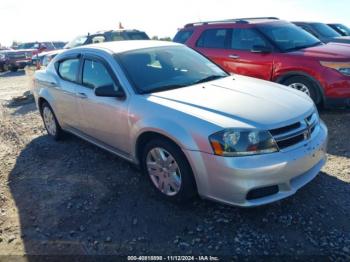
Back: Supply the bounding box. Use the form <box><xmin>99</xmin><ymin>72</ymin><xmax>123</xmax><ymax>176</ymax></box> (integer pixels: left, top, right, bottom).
<box><xmin>75</xmin><ymin>40</ymin><xmax>182</xmax><ymax>54</ymax></box>
<box><xmin>293</xmin><ymin>21</ymin><xmax>323</xmax><ymax>25</ymax></box>
<box><xmin>94</xmin><ymin>29</ymin><xmax>145</xmax><ymax>34</ymax></box>
<box><xmin>183</xmin><ymin>17</ymin><xmax>281</xmax><ymax>28</ymax></box>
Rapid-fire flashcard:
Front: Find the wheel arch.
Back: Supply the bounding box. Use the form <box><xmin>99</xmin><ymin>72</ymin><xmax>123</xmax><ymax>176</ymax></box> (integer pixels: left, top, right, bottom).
<box><xmin>38</xmin><ymin>97</ymin><xmax>49</xmax><ymax>115</ymax></box>
<box><xmin>274</xmin><ymin>71</ymin><xmax>326</xmax><ymax>105</ymax></box>
<box><xmin>135</xmin><ymin>130</ymin><xmax>199</xmax><ymax>191</ymax></box>
<box><xmin>135</xmin><ymin>130</ymin><xmax>189</xmax><ymax>165</ymax></box>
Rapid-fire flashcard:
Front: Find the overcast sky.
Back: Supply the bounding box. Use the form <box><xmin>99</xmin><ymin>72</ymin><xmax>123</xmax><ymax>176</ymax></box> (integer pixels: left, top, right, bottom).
<box><xmin>0</xmin><ymin>0</ymin><xmax>349</xmax><ymax>46</ymax></box>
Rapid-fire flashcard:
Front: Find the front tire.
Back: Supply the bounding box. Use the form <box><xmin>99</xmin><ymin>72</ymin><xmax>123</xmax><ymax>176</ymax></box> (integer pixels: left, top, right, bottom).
<box><xmin>10</xmin><ymin>66</ymin><xmax>18</xmax><ymax>72</ymax></box>
<box><xmin>141</xmin><ymin>138</ymin><xmax>197</xmax><ymax>203</ymax></box>
<box><xmin>282</xmin><ymin>76</ymin><xmax>320</xmax><ymax>105</ymax></box>
<box><xmin>41</xmin><ymin>102</ymin><xmax>63</xmax><ymax>140</ymax></box>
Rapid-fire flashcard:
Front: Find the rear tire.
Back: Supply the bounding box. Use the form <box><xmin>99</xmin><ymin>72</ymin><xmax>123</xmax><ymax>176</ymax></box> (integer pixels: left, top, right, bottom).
<box><xmin>282</xmin><ymin>76</ymin><xmax>320</xmax><ymax>105</ymax></box>
<box><xmin>141</xmin><ymin>138</ymin><xmax>197</xmax><ymax>203</ymax></box>
<box><xmin>41</xmin><ymin>102</ymin><xmax>63</xmax><ymax>140</ymax></box>
<box><xmin>10</xmin><ymin>67</ymin><xmax>18</xmax><ymax>72</ymax></box>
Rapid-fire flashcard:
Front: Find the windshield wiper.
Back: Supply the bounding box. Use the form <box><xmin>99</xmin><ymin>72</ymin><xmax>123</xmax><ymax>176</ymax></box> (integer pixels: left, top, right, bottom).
<box><xmin>140</xmin><ymin>75</ymin><xmax>227</xmax><ymax>94</ymax></box>
<box><xmin>192</xmin><ymin>75</ymin><xmax>226</xmax><ymax>85</ymax></box>
<box><xmin>142</xmin><ymin>84</ymin><xmax>187</xmax><ymax>94</ymax></box>
<box><xmin>284</xmin><ymin>41</ymin><xmax>323</xmax><ymax>52</ymax></box>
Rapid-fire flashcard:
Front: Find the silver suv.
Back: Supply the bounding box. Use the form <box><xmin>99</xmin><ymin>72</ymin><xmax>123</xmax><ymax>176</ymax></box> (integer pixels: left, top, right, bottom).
<box><xmin>33</xmin><ymin>41</ymin><xmax>328</xmax><ymax>207</ymax></box>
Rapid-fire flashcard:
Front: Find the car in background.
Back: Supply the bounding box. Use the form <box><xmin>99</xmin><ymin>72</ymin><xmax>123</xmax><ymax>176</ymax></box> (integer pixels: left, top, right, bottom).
<box><xmin>64</xmin><ymin>29</ymin><xmax>150</xmax><ymax>49</ymax></box>
<box><xmin>33</xmin><ymin>40</ymin><xmax>327</xmax><ymax>207</ymax></box>
<box><xmin>15</xmin><ymin>41</ymin><xmax>66</xmax><ymax>52</ymax></box>
<box><xmin>1</xmin><ymin>41</ymin><xmax>66</xmax><ymax>72</ymax></box>
<box><xmin>328</xmin><ymin>23</ymin><xmax>350</xmax><ymax>37</ymax></box>
<box><xmin>0</xmin><ymin>49</ymin><xmax>33</xmax><ymax>72</ymax></box>
<box><xmin>174</xmin><ymin>17</ymin><xmax>350</xmax><ymax>108</ymax></box>
<box><xmin>31</xmin><ymin>49</ymin><xmax>64</xmax><ymax>68</ymax></box>
<box><xmin>0</xmin><ymin>51</ymin><xmax>7</xmax><ymax>72</ymax></box>
<box><xmin>293</xmin><ymin>22</ymin><xmax>350</xmax><ymax>44</ymax></box>
<box><xmin>32</xmin><ymin>29</ymin><xmax>150</xmax><ymax>69</ymax></box>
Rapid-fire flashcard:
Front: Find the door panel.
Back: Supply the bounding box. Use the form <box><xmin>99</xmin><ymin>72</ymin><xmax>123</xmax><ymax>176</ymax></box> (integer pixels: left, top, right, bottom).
<box><xmin>53</xmin><ymin>80</ymin><xmax>80</xmax><ymax>128</ymax></box>
<box><xmin>222</xmin><ymin>49</ymin><xmax>274</xmax><ymax>80</ymax></box>
<box><xmin>227</xmin><ymin>28</ymin><xmax>274</xmax><ymax>80</ymax></box>
<box><xmin>195</xmin><ymin>28</ymin><xmax>274</xmax><ymax>81</ymax></box>
<box><xmin>53</xmin><ymin>58</ymin><xmax>81</xmax><ymax>128</ymax></box>
<box><xmin>75</xmin><ymin>86</ymin><xmax>130</xmax><ymax>154</ymax></box>
<box><xmin>75</xmin><ymin>58</ymin><xmax>130</xmax><ymax>154</ymax></box>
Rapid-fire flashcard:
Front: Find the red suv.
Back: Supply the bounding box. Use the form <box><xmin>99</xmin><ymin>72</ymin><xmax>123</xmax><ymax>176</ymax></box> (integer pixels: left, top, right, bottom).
<box><xmin>174</xmin><ymin>17</ymin><xmax>350</xmax><ymax>108</ymax></box>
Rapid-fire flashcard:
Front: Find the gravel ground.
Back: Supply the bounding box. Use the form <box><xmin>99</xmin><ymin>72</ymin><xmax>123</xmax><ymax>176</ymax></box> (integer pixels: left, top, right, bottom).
<box><xmin>0</xmin><ymin>71</ymin><xmax>349</xmax><ymax>260</ymax></box>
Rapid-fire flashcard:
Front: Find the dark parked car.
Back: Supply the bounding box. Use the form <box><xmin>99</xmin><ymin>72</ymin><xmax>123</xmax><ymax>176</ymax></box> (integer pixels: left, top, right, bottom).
<box><xmin>328</xmin><ymin>23</ymin><xmax>350</xmax><ymax>36</ymax></box>
<box><xmin>0</xmin><ymin>51</ymin><xmax>7</xmax><ymax>72</ymax></box>
<box><xmin>175</xmin><ymin>17</ymin><xmax>350</xmax><ymax>108</ymax></box>
<box><xmin>32</xmin><ymin>29</ymin><xmax>150</xmax><ymax>68</ymax></box>
<box><xmin>64</xmin><ymin>29</ymin><xmax>150</xmax><ymax>49</ymax></box>
<box><xmin>0</xmin><ymin>49</ymin><xmax>33</xmax><ymax>72</ymax></box>
<box><xmin>293</xmin><ymin>22</ymin><xmax>350</xmax><ymax>44</ymax></box>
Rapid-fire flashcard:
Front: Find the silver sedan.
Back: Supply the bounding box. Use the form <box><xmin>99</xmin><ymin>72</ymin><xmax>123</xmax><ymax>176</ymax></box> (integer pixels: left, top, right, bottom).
<box><xmin>33</xmin><ymin>40</ymin><xmax>328</xmax><ymax>207</ymax></box>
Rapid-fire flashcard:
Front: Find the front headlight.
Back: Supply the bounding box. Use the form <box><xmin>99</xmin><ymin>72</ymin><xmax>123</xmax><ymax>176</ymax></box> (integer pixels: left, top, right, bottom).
<box><xmin>320</xmin><ymin>61</ymin><xmax>350</xmax><ymax>76</ymax></box>
<box><xmin>0</xmin><ymin>53</ymin><xmax>6</xmax><ymax>61</ymax></box>
<box><xmin>209</xmin><ymin>129</ymin><xmax>278</xmax><ymax>157</ymax></box>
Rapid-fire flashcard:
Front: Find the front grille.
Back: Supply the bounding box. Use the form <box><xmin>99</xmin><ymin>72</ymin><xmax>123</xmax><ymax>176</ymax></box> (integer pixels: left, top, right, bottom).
<box><xmin>7</xmin><ymin>52</ymin><xmax>28</xmax><ymax>59</ymax></box>
<box><xmin>269</xmin><ymin>112</ymin><xmax>318</xmax><ymax>150</ymax></box>
<box><xmin>276</xmin><ymin>134</ymin><xmax>304</xmax><ymax>149</ymax></box>
<box><xmin>270</xmin><ymin>122</ymin><xmax>301</xmax><ymax>136</ymax></box>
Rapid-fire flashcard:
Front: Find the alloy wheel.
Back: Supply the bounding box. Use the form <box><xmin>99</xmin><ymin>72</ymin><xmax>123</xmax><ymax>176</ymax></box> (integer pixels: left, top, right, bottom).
<box><xmin>288</xmin><ymin>83</ymin><xmax>311</xmax><ymax>96</ymax></box>
<box><xmin>43</xmin><ymin>106</ymin><xmax>57</xmax><ymax>136</ymax></box>
<box><xmin>146</xmin><ymin>147</ymin><xmax>182</xmax><ymax>196</ymax></box>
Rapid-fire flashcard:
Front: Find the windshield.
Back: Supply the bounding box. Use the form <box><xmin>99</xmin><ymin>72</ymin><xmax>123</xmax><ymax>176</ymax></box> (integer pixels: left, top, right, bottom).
<box><xmin>258</xmin><ymin>23</ymin><xmax>322</xmax><ymax>52</ymax></box>
<box><xmin>64</xmin><ymin>36</ymin><xmax>88</xmax><ymax>49</ymax></box>
<box><xmin>17</xmin><ymin>42</ymin><xmax>36</xmax><ymax>49</ymax></box>
<box><xmin>117</xmin><ymin>45</ymin><xmax>228</xmax><ymax>93</ymax></box>
<box><xmin>312</xmin><ymin>23</ymin><xmax>340</xmax><ymax>38</ymax></box>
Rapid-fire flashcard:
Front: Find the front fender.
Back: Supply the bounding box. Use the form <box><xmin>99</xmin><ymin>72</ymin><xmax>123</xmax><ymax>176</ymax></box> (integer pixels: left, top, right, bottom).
<box><xmin>129</xmin><ymin>116</ymin><xmax>215</xmax><ymax>161</ymax></box>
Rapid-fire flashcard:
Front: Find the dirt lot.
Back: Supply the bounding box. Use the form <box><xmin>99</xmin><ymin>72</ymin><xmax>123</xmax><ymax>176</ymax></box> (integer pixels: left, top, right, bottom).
<box><xmin>0</xmin><ymin>70</ymin><xmax>349</xmax><ymax>260</ymax></box>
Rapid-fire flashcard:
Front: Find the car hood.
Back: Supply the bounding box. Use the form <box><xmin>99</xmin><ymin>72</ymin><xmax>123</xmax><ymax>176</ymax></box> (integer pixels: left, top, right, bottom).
<box><xmin>292</xmin><ymin>42</ymin><xmax>350</xmax><ymax>59</ymax></box>
<box><xmin>147</xmin><ymin>75</ymin><xmax>314</xmax><ymax>130</ymax></box>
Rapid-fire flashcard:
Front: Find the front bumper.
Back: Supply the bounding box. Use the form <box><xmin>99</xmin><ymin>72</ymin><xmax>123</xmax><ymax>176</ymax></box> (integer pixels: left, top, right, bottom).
<box><xmin>184</xmin><ymin>121</ymin><xmax>328</xmax><ymax>207</ymax></box>
<box><xmin>322</xmin><ymin>69</ymin><xmax>350</xmax><ymax>107</ymax></box>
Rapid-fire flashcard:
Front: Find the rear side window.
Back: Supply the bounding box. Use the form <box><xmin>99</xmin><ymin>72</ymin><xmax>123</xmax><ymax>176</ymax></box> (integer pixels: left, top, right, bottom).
<box><xmin>231</xmin><ymin>28</ymin><xmax>268</xmax><ymax>50</ymax></box>
<box><xmin>58</xmin><ymin>58</ymin><xmax>80</xmax><ymax>82</ymax></box>
<box><xmin>196</xmin><ymin>29</ymin><xmax>229</xmax><ymax>49</ymax></box>
<box><xmin>111</xmin><ymin>31</ymin><xmax>150</xmax><ymax>41</ymax></box>
<box><xmin>111</xmin><ymin>32</ymin><xmax>125</xmax><ymax>41</ymax></box>
<box><xmin>82</xmin><ymin>59</ymin><xmax>116</xmax><ymax>89</ymax></box>
<box><xmin>125</xmin><ymin>32</ymin><xmax>150</xmax><ymax>40</ymax></box>
<box><xmin>173</xmin><ymin>30</ymin><xmax>193</xmax><ymax>43</ymax></box>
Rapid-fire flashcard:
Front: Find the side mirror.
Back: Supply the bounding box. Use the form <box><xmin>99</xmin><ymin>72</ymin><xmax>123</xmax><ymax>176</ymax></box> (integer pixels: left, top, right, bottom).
<box><xmin>251</xmin><ymin>45</ymin><xmax>272</xmax><ymax>54</ymax></box>
<box><xmin>95</xmin><ymin>84</ymin><xmax>125</xmax><ymax>98</ymax></box>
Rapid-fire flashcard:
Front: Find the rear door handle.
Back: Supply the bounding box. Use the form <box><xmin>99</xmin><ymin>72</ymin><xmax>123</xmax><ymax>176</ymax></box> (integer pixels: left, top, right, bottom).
<box><xmin>76</xmin><ymin>92</ymin><xmax>87</xmax><ymax>99</ymax></box>
<box><xmin>228</xmin><ymin>54</ymin><xmax>240</xmax><ymax>59</ymax></box>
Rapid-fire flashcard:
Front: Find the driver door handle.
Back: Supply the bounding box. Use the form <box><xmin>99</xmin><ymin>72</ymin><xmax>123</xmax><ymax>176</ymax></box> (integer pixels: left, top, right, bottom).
<box><xmin>76</xmin><ymin>92</ymin><xmax>87</xmax><ymax>99</ymax></box>
<box><xmin>228</xmin><ymin>54</ymin><xmax>240</xmax><ymax>59</ymax></box>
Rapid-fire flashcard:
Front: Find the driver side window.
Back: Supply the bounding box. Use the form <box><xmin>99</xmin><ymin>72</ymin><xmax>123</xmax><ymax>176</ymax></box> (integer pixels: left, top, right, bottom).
<box><xmin>82</xmin><ymin>59</ymin><xmax>116</xmax><ymax>90</ymax></box>
<box><xmin>231</xmin><ymin>29</ymin><xmax>268</xmax><ymax>51</ymax></box>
